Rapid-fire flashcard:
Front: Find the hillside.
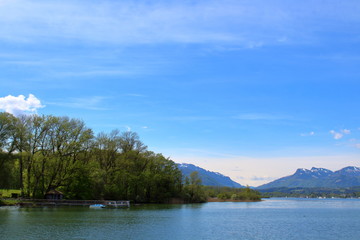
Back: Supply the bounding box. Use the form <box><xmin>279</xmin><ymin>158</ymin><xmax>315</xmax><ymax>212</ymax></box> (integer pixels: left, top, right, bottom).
<box><xmin>257</xmin><ymin>166</ymin><xmax>360</xmax><ymax>189</ymax></box>
<box><xmin>177</xmin><ymin>163</ymin><xmax>243</xmax><ymax>188</ymax></box>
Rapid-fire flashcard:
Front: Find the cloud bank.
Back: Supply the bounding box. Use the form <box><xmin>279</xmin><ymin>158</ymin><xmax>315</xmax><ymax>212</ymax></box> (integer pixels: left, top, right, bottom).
<box><xmin>0</xmin><ymin>94</ymin><xmax>44</xmax><ymax>116</ymax></box>
<box><xmin>0</xmin><ymin>0</ymin><xmax>359</xmax><ymax>47</ymax></box>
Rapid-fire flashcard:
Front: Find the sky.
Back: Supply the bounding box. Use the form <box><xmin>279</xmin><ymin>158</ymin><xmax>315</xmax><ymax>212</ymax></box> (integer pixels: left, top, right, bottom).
<box><xmin>0</xmin><ymin>0</ymin><xmax>360</xmax><ymax>186</ymax></box>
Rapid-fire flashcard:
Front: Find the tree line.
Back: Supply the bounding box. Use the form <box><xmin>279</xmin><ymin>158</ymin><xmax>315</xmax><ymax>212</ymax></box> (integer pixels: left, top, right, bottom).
<box><xmin>0</xmin><ymin>112</ymin><xmax>262</xmax><ymax>203</ymax></box>
<box><xmin>259</xmin><ymin>187</ymin><xmax>360</xmax><ymax>198</ymax></box>
<box><xmin>0</xmin><ymin>112</ymin><xmax>187</xmax><ymax>203</ymax></box>
<box><xmin>204</xmin><ymin>186</ymin><xmax>261</xmax><ymax>201</ymax></box>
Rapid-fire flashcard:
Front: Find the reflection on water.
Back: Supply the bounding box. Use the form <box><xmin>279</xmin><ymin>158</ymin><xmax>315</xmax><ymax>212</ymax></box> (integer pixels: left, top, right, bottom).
<box><xmin>1</xmin><ymin>198</ymin><xmax>360</xmax><ymax>240</ymax></box>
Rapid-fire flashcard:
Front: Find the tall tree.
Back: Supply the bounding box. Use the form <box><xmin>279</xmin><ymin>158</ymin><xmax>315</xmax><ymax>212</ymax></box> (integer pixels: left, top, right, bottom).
<box><xmin>40</xmin><ymin>116</ymin><xmax>93</xmax><ymax>196</ymax></box>
<box><xmin>0</xmin><ymin>112</ymin><xmax>17</xmax><ymax>174</ymax></box>
<box><xmin>0</xmin><ymin>112</ymin><xmax>17</xmax><ymax>154</ymax></box>
<box><xmin>92</xmin><ymin>130</ymin><xmax>122</xmax><ymax>199</ymax></box>
<box><xmin>183</xmin><ymin>171</ymin><xmax>207</xmax><ymax>203</ymax></box>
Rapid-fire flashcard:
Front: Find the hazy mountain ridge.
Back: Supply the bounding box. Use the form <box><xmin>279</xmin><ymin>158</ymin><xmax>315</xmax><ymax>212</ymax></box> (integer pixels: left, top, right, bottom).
<box><xmin>257</xmin><ymin>166</ymin><xmax>360</xmax><ymax>189</ymax></box>
<box><xmin>177</xmin><ymin>163</ymin><xmax>243</xmax><ymax>188</ymax></box>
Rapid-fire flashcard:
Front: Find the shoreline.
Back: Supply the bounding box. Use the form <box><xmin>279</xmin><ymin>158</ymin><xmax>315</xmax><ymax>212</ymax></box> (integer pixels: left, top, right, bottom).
<box><xmin>207</xmin><ymin>198</ymin><xmax>262</xmax><ymax>202</ymax></box>
<box><xmin>1</xmin><ymin>197</ymin><xmax>262</xmax><ymax>207</ymax></box>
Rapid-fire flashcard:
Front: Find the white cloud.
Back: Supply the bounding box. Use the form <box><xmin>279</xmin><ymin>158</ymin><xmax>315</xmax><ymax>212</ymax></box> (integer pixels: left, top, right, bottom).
<box><xmin>250</xmin><ymin>176</ymin><xmax>276</xmax><ymax>182</ymax></box>
<box><xmin>1</xmin><ymin>0</ymin><xmax>359</xmax><ymax>47</ymax></box>
<box><xmin>0</xmin><ymin>1</ymin><xmax>274</xmax><ymax>45</ymax></box>
<box><xmin>330</xmin><ymin>130</ymin><xmax>343</xmax><ymax>140</ymax></box>
<box><xmin>330</xmin><ymin>129</ymin><xmax>351</xmax><ymax>140</ymax></box>
<box><xmin>0</xmin><ymin>94</ymin><xmax>44</xmax><ymax>116</ymax></box>
<box><xmin>235</xmin><ymin>113</ymin><xmax>291</xmax><ymax>121</ymax></box>
<box><xmin>300</xmin><ymin>131</ymin><xmax>315</xmax><ymax>137</ymax></box>
<box><xmin>47</xmin><ymin>96</ymin><xmax>108</xmax><ymax>110</ymax></box>
<box><xmin>342</xmin><ymin>129</ymin><xmax>351</xmax><ymax>134</ymax></box>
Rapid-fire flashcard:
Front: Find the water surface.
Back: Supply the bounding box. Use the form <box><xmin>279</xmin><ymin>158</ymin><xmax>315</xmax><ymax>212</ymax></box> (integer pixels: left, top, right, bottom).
<box><xmin>1</xmin><ymin>198</ymin><xmax>360</xmax><ymax>240</ymax></box>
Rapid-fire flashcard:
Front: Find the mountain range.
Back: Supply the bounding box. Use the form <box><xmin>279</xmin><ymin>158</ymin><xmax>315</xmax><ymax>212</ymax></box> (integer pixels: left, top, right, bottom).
<box><xmin>257</xmin><ymin>166</ymin><xmax>360</xmax><ymax>189</ymax></box>
<box><xmin>177</xmin><ymin>163</ymin><xmax>243</xmax><ymax>188</ymax></box>
<box><xmin>177</xmin><ymin>163</ymin><xmax>360</xmax><ymax>189</ymax></box>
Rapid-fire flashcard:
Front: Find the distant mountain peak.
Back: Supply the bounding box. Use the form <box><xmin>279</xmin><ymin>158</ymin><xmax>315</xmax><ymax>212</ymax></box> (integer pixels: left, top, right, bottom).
<box><xmin>177</xmin><ymin>163</ymin><xmax>243</xmax><ymax>188</ymax></box>
<box><xmin>341</xmin><ymin>166</ymin><xmax>360</xmax><ymax>172</ymax></box>
<box><xmin>294</xmin><ymin>167</ymin><xmax>333</xmax><ymax>176</ymax></box>
<box><xmin>295</xmin><ymin>168</ymin><xmax>311</xmax><ymax>175</ymax></box>
<box><xmin>335</xmin><ymin>166</ymin><xmax>360</xmax><ymax>177</ymax></box>
<box><xmin>178</xmin><ymin>163</ymin><xmax>190</xmax><ymax>168</ymax></box>
<box><xmin>297</xmin><ymin>168</ymin><xmax>308</xmax><ymax>172</ymax></box>
<box><xmin>310</xmin><ymin>167</ymin><xmax>332</xmax><ymax>172</ymax></box>
<box><xmin>258</xmin><ymin>166</ymin><xmax>360</xmax><ymax>189</ymax></box>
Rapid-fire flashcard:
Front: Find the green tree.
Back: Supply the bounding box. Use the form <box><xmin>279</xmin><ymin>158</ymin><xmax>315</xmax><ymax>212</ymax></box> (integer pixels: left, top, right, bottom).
<box><xmin>39</xmin><ymin>116</ymin><xmax>93</xmax><ymax>197</ymax></box>
<box><xmin>0</xmin><ymin>112</ymin><xmax>186</xmax><ymax>202</ymax></box>
<box><xmin>183</xmin><ymin>171</ymin><xmax>207</xmax><ymax>203</ymax></box>
<box><xmin>92</xmin><ymin>130</ymin><xmax>122</xmax><ymax>199</ymax></box>
<box><xmin>0</xmin><ymin>112</ymin><xmax>18</xmax><ymax>189</ymax></box>
<box><xmin>0</xmin><ymin>112</ymin><xmax>17</xmax><ymax>154</ymax></box>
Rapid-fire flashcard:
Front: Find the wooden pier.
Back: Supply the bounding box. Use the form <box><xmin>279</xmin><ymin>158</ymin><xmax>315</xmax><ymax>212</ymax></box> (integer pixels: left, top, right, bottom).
<box><xmin>18</xmin><ymin>199</ymin><xmax>130</xmax><ymax>207</ymax></box>
<box><xmin>103</xmin><ymin>200</ymin><xmax>130</xmax><ymax>208</ymax></box>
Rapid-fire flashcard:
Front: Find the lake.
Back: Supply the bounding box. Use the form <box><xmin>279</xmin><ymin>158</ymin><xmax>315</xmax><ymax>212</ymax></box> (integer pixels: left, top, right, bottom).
<box><xmin>1</xmin><ymin>198</ymin><xmax>360</xmax><ymax>240</ymax></box>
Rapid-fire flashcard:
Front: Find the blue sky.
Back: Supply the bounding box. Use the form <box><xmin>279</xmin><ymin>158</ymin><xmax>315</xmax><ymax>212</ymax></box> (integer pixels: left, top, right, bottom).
<box><xmin>1</xmin><ymin>0</ymin><xmax>360</xmax><ymax>186</ymax></box>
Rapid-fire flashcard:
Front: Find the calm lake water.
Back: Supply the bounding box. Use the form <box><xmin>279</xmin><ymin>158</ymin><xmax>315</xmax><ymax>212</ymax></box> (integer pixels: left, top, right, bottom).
<box><xmin>1</xmin><ymin>198</ymin><xmax>360</xmax><ymax>240</ymax></box>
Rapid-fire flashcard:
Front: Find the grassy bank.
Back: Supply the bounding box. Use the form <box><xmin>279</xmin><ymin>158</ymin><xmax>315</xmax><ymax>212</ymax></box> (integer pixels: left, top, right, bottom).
<box><xmin>0</xmin><ymin>199</ymin><xmax>19</xmax><ymax>206</ymax></box>
<box><xmin>0</xmin><ymin>189</ymin><xmax>21</xmax><ymax>206</ymax></box>
<box><xmin>0</xmin><ymin>189</ymin><xmax>21</xmax><ymax>198</ymax></box>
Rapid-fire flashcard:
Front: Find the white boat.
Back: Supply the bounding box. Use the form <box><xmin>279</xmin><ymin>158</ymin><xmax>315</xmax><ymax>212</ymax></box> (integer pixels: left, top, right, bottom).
<box><xmin>89</xmin><ymin>204</ymin><xmax>105</xmax><ymax>208</ymax></box>
<box><xmin>89</xmin><ymin>201</ymin><xmax>130</xmax><ymax>209</ymax></box>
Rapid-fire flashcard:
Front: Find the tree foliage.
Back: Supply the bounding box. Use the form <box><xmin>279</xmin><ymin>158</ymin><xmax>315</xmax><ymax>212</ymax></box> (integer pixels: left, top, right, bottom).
<box><xmin>0</xmin><ymin>113</ymin><xmax>183</xmax><ymax>203</ymax></box>
<box><xmin>204</xmin><ymin>186</ymin><xmax>262</xmax><ymax>201</ymax></box>
<box><xmin>1</xmin><ymin>112</ymin><xmax>260</xmax><ymax>204</ymax></box>
<box><xmin>182</xmin><ymin>171</ymin><xmax>207</xmax><ymax>203</ymax></box>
